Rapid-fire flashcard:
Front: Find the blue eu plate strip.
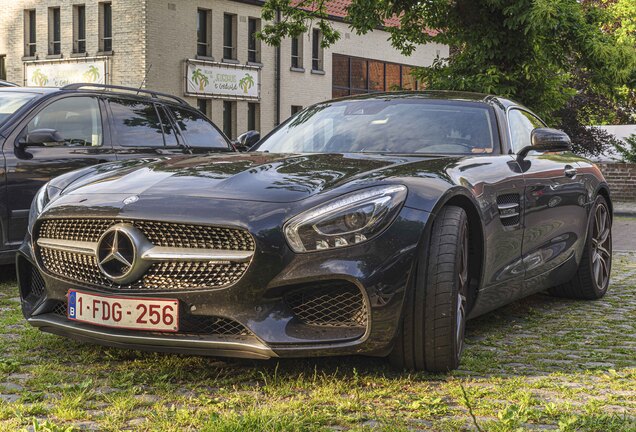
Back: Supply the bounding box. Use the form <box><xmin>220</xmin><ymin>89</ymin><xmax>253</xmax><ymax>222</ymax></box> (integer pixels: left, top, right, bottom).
<box><xmin>68</xmin><ymin>291</ymin><xmax>77</xmax><ymax>319</ymax></box>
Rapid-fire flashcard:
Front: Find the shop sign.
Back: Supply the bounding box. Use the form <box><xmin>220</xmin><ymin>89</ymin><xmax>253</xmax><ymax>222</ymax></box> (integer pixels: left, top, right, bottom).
<box><xmin>25</xmin><ymin>59</ymin><xmax>107</xmax><ymax>87</ymax></box>
<box><xmin>185</xmin><ymin>60</ymin><xmax>259</xmax><ymax>100</ymax></box>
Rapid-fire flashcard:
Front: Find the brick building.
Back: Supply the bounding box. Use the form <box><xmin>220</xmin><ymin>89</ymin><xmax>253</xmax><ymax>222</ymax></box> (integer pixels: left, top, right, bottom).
<box><xmin>0</xmin><ymin>0</ymin><xmax>448</xmax><ymax>138</ymax></box>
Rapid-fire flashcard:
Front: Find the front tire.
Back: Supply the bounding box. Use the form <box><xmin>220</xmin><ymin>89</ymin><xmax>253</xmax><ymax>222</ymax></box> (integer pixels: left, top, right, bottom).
<box><xmin>389</xmin><ymin>206</ymin><xmax>470</xmax><ymax>372</ymax></box>
<box><xmin>549</xmin><ymin>195</ymin><xmax>612</xmax><ymax>299</ymax></box>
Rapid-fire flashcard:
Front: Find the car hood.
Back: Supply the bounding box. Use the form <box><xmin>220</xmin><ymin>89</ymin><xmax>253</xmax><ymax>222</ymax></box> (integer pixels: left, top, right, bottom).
<box><xmin>59</xmin><ymin>152</ymin><xmax>449</xmax><ymax>203</ymax></box>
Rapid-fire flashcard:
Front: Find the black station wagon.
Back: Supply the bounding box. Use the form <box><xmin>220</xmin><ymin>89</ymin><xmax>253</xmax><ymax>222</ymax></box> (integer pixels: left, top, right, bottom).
<box><xmin>0</xmin><ymin>84</ymin><xmax>233</xmax><ymax>265</ymax></box>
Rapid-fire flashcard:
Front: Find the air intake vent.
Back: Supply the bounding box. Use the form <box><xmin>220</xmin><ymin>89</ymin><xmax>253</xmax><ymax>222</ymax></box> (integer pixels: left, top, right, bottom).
<box><xmin>497</xmin><ymin>194</ymin><xmax>521</xmax><ymax>226</ymax></box>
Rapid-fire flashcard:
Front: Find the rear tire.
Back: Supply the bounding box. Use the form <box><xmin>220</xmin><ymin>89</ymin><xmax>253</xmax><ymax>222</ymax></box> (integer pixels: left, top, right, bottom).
<box><xmin>389</xmin><ymin>206</ymin><xmax>470</xmax><ymax>372</ymax></box>
<box><xmin>549</xmin><ymin>195</ymin><xmax>612</xmax><ymax>300</ymax></box>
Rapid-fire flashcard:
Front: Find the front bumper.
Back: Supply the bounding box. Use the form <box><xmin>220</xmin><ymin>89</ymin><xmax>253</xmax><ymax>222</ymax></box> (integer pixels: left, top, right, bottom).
<box><xmin>18</xmin><ymin>205</ymin><xmax>430</xmax><ymax>360</ymax></box>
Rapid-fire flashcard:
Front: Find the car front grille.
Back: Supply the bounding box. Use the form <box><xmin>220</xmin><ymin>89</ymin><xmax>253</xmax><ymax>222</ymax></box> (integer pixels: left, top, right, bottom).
<box><xmin>35</xmin><ymin>218</ymin><xmax>254</xmax><ymax>291</ymax></box>
<box><xmin>38</xmin><ymin>219</ymin><xmax>255</xmax><ymax>250</ymax></box>
<box><xmin>285</xmin><ymin>282</ymin><xmax>368</xmax><ymax>328</ymax></box>
<box><xmin>50</xmin><ymin>301</ymin><xmax>251</xmax><ymax>336</ymax></box>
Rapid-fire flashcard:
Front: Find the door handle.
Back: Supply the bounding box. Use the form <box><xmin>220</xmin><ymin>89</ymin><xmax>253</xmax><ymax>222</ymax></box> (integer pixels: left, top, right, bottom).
<box><xmin>564</xmin><ymin>166</ymin><xmax>577</xmax><ymax>178</ymax></box>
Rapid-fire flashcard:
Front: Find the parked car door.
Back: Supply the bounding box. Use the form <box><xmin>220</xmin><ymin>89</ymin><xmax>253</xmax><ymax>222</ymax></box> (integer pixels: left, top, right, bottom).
<box><xmin>3</xmin><ymin>95</ymin><xmax>115</xmax><ymax>243</ymax></box>
<box><xmin>508</xmin><ymin>108</ymin><xmax>589</xmax><ymax>290</ymax></box>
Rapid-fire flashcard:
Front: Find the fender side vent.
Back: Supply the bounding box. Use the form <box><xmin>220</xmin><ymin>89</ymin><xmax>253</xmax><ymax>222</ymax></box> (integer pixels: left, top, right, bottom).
<box><xmin>497</xmin><ymin>194</ymin><xmax>521</xmax><ymax>226</ymax></box>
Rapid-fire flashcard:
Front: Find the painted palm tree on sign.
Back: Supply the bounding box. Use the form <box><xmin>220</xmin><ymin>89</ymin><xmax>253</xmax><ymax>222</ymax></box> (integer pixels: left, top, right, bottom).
<box><xmin>83</xmin><ymin>65</ymin><xmax>100</xmax><ymax>83</ymax></box>
<box><xmin>191</xmin><ymin>68</ymin><xmax>210</xmax><ymax>92</ymax></box>
<box><xmin>239</xmin><ymin>73</ymin><xmax>255</xmax><ymax>94</ymax></box>
<box><xmin>31</xmin><ymin>69</ymin><xmax>48</xmax><ymax>86</ymax></box>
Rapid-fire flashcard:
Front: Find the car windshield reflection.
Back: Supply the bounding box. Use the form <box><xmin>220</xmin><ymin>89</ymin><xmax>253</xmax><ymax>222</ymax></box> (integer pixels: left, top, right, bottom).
<box><xmin>255</xmin><ymin>98</ymin><xmax>499</xmax><ymax>155</ymax></box>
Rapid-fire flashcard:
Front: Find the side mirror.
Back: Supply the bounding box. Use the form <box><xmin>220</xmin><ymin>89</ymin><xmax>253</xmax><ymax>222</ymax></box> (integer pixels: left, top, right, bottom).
<box><xmin>517</xmin><ymin>128</ymin><xmax>572</xmax><ymax>161</ymax></box>
<box><xmin>234</xmin><ymin>130</ymin><xmax>260</xmax><ymax>152</ymax></box>
<box><xmin>18</xmin><ymin>129</ymin><xmax>65</xmax><ymax>148</ymax></box>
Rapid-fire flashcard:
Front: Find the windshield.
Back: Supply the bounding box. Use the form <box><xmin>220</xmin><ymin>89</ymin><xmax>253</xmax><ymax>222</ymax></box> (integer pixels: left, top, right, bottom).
<box><xmin>0</xmin><ymin>92</ymin><xmax>37</xmax><ymax>125</ymax></box>
<box><xmin>255</xmin><ymin>98</ymin><xmax>499</xmax><ymax>154</ymax></box>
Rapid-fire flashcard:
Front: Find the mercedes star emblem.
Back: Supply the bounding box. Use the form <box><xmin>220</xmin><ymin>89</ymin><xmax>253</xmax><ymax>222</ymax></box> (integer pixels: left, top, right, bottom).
<box><xmin>96</xmin><ymin>224</ymin><xmax>150</xmax><ymax>284</ymax></box>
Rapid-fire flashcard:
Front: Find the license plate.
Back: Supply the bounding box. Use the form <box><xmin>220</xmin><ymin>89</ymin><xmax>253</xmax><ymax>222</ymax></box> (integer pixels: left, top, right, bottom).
<box><xmin>67</xmin><ymin>290</ymin><xmax>179</xmax><ymax>332</ymax></box>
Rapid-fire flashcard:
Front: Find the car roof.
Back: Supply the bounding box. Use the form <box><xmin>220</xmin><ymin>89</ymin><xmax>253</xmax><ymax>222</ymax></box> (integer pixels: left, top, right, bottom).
<box><xmin>0</xmin><ymin>85</ymin><xmax>189</xmax><ymax>108</ymax></box>
<box><xmin>0</xmin><ymin>87</ymin><xmax>57</xmax><ymax>95</ymax></box>
<box><xmin>331</xmin><ymin>90</ymin><xmax>522</xmax><ymax>110</ymax></box>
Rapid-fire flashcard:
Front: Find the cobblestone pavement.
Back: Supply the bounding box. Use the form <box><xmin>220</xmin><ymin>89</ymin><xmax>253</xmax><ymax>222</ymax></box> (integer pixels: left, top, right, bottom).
<box><xmin>0</xmin><ymin>254</ymin><xmax>635</xmax><ymax>431</ymax></box>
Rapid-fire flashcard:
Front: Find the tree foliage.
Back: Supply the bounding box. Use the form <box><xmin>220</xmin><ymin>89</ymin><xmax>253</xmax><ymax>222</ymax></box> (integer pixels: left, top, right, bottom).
<box><xmin>614</xmin><ymin>134</ymin><xmax>636</xmax><ymax>163</ymax></box>
<box><xmin>259</xmin><ymin>0</ymin><xmax>636</xmax><ymax>155</ymax></box>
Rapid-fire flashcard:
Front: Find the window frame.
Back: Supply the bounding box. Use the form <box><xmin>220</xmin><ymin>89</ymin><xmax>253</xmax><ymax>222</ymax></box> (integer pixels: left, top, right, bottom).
<box><xmin>24</xmin><ymin>9</ymin><xmax>37</xmax><ymax>57</ymax></box>
<box><xmin>48</xmin><ymin>7</ymin><xmax>61</xmax><ymax>55</ymax></box>
<box><xmin>196</xmin><ymin>8</ymin><xmax>211</xmax><ymax>58</ymax></box>
<box><xmin>222</xmin><ymin>100</ymin><xmax>235</xmax><ymax>138</ymax></box>
<box><xmin>332</xmin><ymin>54</ymin><xmax>421</xmax><ymax>97</ymax></box>
<box><xmin>223</xmin><ymin>13</ymin><xmax>237</xmax><ymax>61</ymax></box>
<box><xmin>247</xmin><ymin>102</ymin><xmax>259</xmax><ymax>131</ymax></box>
<box><xmin>291</xmin><ymin>35</ymin><xmax>303</xmax><ymax>69</ymax></box>
<box><xmin>247</xmin><ymin>17</ymin><xmax>261</xmax><ymax>63</ymax></box>
<box><xmin>99</xmin><ymin>2</ymin><xmax>112</xmax><ymax>52</ymax></box>
<box><xmin>311</xmin><ymin>28</ymin><xmax>323</xmax><ymax>71</ymax></box>
<box><xmin>73</xmin><ymin>4</ymin><xmax>87</xmax><ymax>54</ymax></box>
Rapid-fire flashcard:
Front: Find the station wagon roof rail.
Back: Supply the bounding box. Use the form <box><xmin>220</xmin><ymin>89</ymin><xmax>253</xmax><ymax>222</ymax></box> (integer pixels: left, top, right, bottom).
<box><xmin>61</xmin><ymin>83</ymin><xmax>189</xmax><ymax>106</ymax></box>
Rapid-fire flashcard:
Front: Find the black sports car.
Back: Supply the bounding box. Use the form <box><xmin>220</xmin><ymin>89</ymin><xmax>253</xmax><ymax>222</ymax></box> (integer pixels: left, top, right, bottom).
<box><xmin>18</xmin><ymin>91</ymin><xmax>613</xmax><ymax>371</ymax></box>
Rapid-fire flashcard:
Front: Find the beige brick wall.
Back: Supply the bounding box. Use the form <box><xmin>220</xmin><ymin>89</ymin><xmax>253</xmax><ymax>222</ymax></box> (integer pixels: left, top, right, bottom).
<box><xmin>279</xmin><ymin>22</ymin><xmax>448</xmax><ymax>120</ymax></box>
<box><xmin>0</xmin><ymin>0</ymin><xmax>146</xmax><ymax>86</ymax></box>
<box><xmin>1</xmin><ymin>0</ymin><xmax>448</xmax><ymax>139</ymax></box>
<box><xmin>145</xmin><ymin>0</ymin><xmax>276</xmax><ymax>139</ymax></box>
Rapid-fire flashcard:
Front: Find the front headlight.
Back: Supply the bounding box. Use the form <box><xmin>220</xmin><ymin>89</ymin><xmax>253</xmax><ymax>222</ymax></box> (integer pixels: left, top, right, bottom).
<box><xmin>28</xmin><ymin>183</ymin><xmax>50</xmax><ymax>235</ymax></box>
<box><xmin>284</xmin><ymin>185</ymin><xmax>408</xmax><ymax>253</ymax></box>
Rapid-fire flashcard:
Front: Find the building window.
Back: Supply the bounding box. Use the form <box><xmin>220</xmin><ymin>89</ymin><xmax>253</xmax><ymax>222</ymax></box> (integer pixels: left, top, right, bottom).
<box><xmin>196</xmin><ymin>98</ymin><xmax>208</xmax><ymax>116</ymax></box>
<box><xmin>247</xmin><ymin>103</ymin><xmax>259</xmax><ymax>131</ymax></box>
<box><xmin>312</xmin><ymin>29</ymin><xmax>323</xmax><ymax>71</ymax></box>
<box><xmin>48</xmin><ymin>8</ymin><xmax>61</xmax><ymax>55</ymax></box>
<box><xmin>291</xmin><ymin>36</ymin><xmax>303</xmax><ymax>69</ymax></box>
<box><xmin>24</xmin><ymin>10</ymin><xmax>37</xmax><ymax>57</ymax></box>
<box><xmin>73</xmin><ymin>5</ymin><xmax>86</xmax><ymax>54</ymax></box>
<box><xmin>223</xmin><ymin>13</ymin><xmax>236</xmax><ymax>61</ymax></box>
<box><xmin>197</xmin><ymin>9</ymin><xmax>211</xmax><ymax>57</ymax></box>
<box><xmin>291</xmin><ymin>105</ymin><xmax>303</xmax><ymax>116</ymax></box>
<box><xmin>99</xmin><ymin>2</ymin><xmax>112</xmax><ymax>52</ymax></box>
<box><xmin>247</xmin><ymin>18</ymin><xmax>261</xmax><ymax>63</ymax></box>
<box><xmin>223</xmin><ymin>101</ymin><xmax>235</xmax><ymax>138</ymax></box>
<box><xmin>0</xmin><ymin>55</ymin><xmax>6</xmax><ymax>80</ymax></box>
<box><xmin>332</xmin><ymin>54</ymin><xmax>418</xmax><ymax>98</ymax></box>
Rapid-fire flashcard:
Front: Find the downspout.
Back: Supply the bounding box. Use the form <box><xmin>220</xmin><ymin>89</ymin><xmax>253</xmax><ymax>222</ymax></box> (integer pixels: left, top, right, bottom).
<box><xmin>275</xmin><ymin>9</ymin><xmax>281</xmax><ymax>126</ymax></box>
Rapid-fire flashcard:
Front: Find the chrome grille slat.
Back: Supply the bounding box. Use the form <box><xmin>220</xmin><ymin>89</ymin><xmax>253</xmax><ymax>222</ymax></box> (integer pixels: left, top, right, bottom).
<box><xmin>36</xmin><ymin>219</ymin><xmax>255</xmax><ymax>291</ymax></box>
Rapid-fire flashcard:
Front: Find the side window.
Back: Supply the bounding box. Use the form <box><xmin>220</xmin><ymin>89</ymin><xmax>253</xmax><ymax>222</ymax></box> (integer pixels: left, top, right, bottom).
<box><xmin>508</xmin><ymin>109</ymin><xmax>545</xmax><ymax>153</ymax></box>
<box><xmin>108</xmin><ymin>97</ymin><xmax>165</xmax><ymax>147</ymax></box>
<box><xmin>169</xmin><ymin>106</ymin><xmax>229</xmax><ymax>149</ymax></box>
<box><xmin>26</xmin><ymin>96</ymin><xmax>103</xmax><ymax>146</ymax></box>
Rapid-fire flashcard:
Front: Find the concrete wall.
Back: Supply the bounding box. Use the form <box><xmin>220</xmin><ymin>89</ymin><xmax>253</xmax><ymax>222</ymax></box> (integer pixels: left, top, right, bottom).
<box><xmin>598</xmin><ymin>163</ymin><xmax>636</xmax><ymax>202</ymax></box>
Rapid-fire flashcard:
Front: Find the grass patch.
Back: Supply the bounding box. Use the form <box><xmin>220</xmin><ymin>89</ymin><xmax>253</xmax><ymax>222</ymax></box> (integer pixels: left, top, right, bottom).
<box><xmin>0</xmin><ymin>255</ymin><xmax>635</xmax><ymax>431</ymax></box>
